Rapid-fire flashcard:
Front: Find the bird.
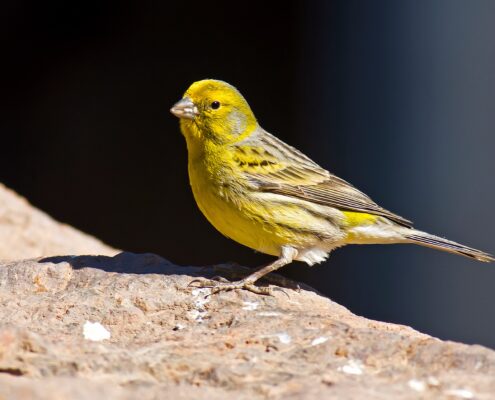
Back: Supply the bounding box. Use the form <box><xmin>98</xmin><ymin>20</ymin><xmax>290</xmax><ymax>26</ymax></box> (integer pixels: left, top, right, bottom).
<box><xmin>170</xmin><ymin>79</ymin><xmax>493</xmax><ymax>295</ymax></box>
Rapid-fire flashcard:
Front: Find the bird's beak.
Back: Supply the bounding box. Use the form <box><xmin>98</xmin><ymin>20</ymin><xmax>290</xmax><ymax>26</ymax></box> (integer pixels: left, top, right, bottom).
<box><xmin>170</xmin><ymin>97</ymin><xmax>198</xmax><ymax>119</ymax></box>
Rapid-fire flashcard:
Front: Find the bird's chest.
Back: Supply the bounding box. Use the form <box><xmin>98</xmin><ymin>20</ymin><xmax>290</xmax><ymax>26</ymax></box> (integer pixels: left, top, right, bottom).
<box><xmin>187</xmin><ymin>154</ymin><xmax>278</xmax><ymax>255</ymax></box>
<box><xmin>188</xmin><ymin>155</ymin><xmax>244</xmax><ymax>224</ymax></box>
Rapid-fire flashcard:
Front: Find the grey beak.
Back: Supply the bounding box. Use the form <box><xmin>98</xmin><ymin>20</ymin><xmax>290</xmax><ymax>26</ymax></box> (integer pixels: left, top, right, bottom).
<box><xmin>170</xmin><ymin>97</ymin><xmax>198</xmax><ymax>119</ymax></box>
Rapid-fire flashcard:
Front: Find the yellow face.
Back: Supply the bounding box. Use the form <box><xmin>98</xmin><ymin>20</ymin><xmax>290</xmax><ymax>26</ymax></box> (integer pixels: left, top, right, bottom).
<box><xmin>171</xmin><ymin>79</ymin><xmax>257</xmax><ymax>144</ymax></box>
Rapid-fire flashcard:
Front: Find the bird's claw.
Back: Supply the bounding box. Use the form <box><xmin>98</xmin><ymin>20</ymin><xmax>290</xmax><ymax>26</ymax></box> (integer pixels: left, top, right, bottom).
<box><xmin>271</xmin><ymin>286</ymin><xmax>291</xmax><ymax>298</ymax></box>
<box><xmin>209</xmin><ymin>281</ymin><xmax>274</xmax><ymax>296</ymax></box>
<box><xmin>187</xmin><ymin>276</ymin><xmax>229</xmax><ymax>288</ymax></box>
<box><xmin>187</xmin><ymin>277</ymin><xmax>280</xmax><ymax>296</ymax></box>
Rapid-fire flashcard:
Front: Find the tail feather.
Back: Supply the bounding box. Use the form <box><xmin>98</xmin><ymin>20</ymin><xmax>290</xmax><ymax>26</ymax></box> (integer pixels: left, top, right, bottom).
<box><xmin>405</xmin><ymin>230</ymin><xmax>494</xmax><ymax>262</ymax></box>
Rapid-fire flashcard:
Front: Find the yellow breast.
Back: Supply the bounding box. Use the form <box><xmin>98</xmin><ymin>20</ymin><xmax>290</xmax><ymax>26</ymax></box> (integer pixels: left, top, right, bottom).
<box><xmin>181</xmin><ymin>122</ymin><xmax>340</xmax><ymax>257</ymax></box>
<box><xmin>187</xmin><ymin>154</ymin><xmax>282</xmax><ymax>256</ymax></box>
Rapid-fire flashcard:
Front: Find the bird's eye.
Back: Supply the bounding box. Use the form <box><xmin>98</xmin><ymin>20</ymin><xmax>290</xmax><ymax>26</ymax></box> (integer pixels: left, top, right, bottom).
<box><xmin>210</xmin><ymin>101</ymin><xmax>221</xmax><ymax>110</ymax></box>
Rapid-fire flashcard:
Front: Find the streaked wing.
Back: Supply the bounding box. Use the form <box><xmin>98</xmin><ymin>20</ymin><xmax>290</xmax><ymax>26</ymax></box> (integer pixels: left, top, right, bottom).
<box><xmin>235</xmin><ymin>128</ymin><xmax>413</xmax><ymax>227</ymax></box>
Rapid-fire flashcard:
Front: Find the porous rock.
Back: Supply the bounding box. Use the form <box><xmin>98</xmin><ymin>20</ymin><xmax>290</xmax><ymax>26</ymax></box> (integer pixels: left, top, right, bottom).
<box><xmin>0</xmin><ymin>252</ymin><xmax>494</xmax><ymax>399</ymax></box>
<box><xmin>0</xmin><ymin>183</ymin><xmax>118</xmax><ymax>260</ymax></box>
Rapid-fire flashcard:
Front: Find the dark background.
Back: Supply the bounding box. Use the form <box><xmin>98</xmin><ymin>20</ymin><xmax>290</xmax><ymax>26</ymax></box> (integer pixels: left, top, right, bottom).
<box><xmin>2</xmin><ymin>1</ymin><xmax>494</xmax><ymax>347</ymax></box>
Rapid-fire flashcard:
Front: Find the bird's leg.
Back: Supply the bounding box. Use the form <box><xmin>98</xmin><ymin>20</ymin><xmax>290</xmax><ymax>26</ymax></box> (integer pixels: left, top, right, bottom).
<box><xmin>188</xmin><ymin>246</ymin><xmax>298</xmax><ymax>295</ymax></box>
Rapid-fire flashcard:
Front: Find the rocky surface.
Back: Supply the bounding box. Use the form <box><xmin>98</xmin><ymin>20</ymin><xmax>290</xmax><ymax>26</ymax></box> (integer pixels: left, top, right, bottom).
<box><xmin>0</xmin><ymin>252</ymin><xmax>494</xmax><ymax>399</ymax></box>
<box><xmin>0</xmin><ymin>183</ymin><xmax>118</xmax><ymax>260</ymax></box>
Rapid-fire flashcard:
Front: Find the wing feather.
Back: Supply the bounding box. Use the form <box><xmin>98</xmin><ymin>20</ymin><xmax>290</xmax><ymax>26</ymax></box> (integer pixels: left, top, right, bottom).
<box><xmin>235</xmin><ymin>128</ymin><xmax>413</xmax><ymax>227</ymax></box>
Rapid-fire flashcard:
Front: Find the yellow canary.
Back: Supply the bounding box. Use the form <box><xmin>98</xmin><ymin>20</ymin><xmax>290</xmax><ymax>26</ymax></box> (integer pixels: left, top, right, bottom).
<box><xmin>171</xmin><ymin>79</ymin><xmax>493</xmax><ymax>294</ymax></box>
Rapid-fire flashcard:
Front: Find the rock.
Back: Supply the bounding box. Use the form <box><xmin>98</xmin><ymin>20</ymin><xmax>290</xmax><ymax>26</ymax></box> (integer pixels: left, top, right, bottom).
<box><xmin>0</xmin><ymin>183</ymin><xmax>117</xmax><ymax>260</ymax></box>
<box><xmin>0</xmin><ymin>252</ymin><xmax>494</xmax><ymax>399</ymax></box>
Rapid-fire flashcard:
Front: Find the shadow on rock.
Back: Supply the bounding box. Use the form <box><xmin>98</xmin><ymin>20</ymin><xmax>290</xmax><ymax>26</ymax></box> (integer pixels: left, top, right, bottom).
<box><xmin>39</xmin><ymin>252</ymin><xmax>313</xmax><ymax>292</ymax></box>
<box><xmin>39</xmin><ymin>252</ymin><xmax>203</xmax><ymax>275</ymax></box>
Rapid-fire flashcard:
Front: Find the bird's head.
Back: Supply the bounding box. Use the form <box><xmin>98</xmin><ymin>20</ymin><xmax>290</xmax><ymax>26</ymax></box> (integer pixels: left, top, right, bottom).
<box><xmin>171</xmin><ymin>79</ymin><xmax>257</xmax><ymax>144</ymax></box>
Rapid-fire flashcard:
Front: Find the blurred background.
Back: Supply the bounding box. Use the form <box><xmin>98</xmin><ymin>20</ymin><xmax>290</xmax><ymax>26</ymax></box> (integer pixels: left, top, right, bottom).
<box><xmin>1</xmin><ymin>0</ymin><xmax>494</xmax><ymax>347</ymax></box>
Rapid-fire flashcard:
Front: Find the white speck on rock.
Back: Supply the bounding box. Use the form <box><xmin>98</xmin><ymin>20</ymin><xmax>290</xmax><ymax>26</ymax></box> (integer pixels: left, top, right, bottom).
<box><xmin>311</xmin><ymin>336</ymin><xmax>329</xmax><ymax>346</ymax></box>
<box><xmin>338</xmin><ymin>360</ymin><xmax>363</xmax><ymax>375</ymax></box>
<box><xmin>242</xmin><ymin>301</ymin><xmax>258</xmax><ymax>311</ymax></box>
<box><xmin>187</xmin><ymin>309</ymin><xmax>207</xmax><ymax>323</ymax></box>
<box><xmin>191</xmin><ymin>288</ymin><xmax>210</xmax><ymax>297</ymax></box>
<box><xmin>83</xmin><ymin>321</ymin><xmax>111</xmax><ymax>341</ymax></box>
<box><xmin>189</xmin><ymin>288</ymin><xmax>210</xmax><ymax>322</ymax></box>
<box><xmin>408</xmin><ymin>379</ymin><xmax>426</xmax><ymax>392</ymax></box>
<box><xmin>191</xmin><ymin>288</ymin><xmax>210</xmax><ymax>309</ymax></box>
<box><xmin>427</xmin><ymin>376</ymin><xmax>440</xmax><ymax>386</ymax></box>
<box><xmin>194</xmin><ymin>297</ymin><xmax>209</xmax><ymax>309</ymax></box>
<box><xmin>276</xmin><ymin>333</ymin><xmax>292</xmax><ymax>344</ymax></box>
<box><xmin>257</xmin><ymin>311</ymin><xmax>281</xmax><ymax>317</ymax></box>
<box><xmin>444</xmin><ymin>389</ymin><xmax>474</xmax><ymax>399</ymax></box>
<box><xmin>173</xmin><ymin>323</ymin><xmax>186</xmax><ymax>330</ymax></box>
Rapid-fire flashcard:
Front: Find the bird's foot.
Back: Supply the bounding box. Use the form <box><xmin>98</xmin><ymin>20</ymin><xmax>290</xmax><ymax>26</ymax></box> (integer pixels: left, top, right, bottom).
<box><xmin>188</xmin><ymin>277</ymin><xmax>280</xmax><ymax>296</ymax></box>
<box><xmin>211</xmin><ymin>263</ymin><xmax>302</xmax><ymax>292</ymax></box>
